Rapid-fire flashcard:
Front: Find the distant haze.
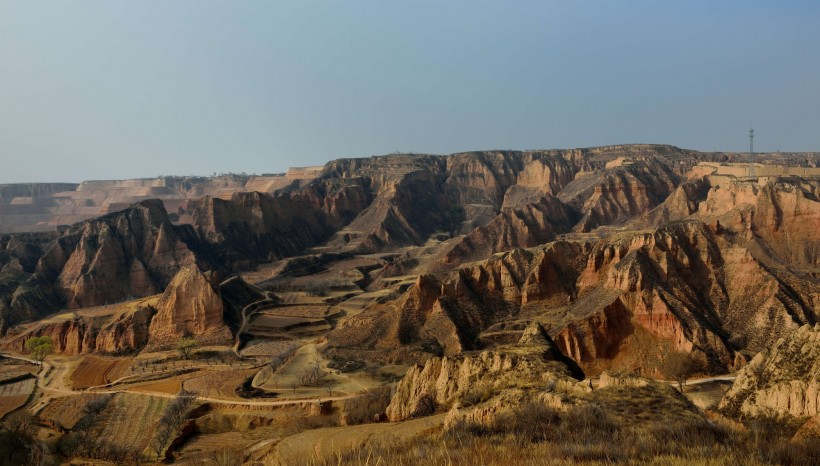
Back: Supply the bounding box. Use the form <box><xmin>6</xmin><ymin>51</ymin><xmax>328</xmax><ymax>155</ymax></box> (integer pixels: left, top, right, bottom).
<box><xmin>2</xmin><ymin>1</ymin><xmax>819</xmax><ymax>183</ymax></box>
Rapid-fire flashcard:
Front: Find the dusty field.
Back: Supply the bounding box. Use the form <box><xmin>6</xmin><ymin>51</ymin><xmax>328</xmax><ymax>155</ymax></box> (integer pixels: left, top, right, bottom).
<box><xmin>92</xmin><ymin>393</ymin><xmax>168</xmax><ymax>453</ymax></box>
<box><xmin>39</xmin><ymin>393</ymin><xmax>109</xmax><ymax>429</ymax></box>
<box><xmin>0</xmin><ymin>395</ymin><xmax>29</xmax><ymax>418</ymax></box>
<box><xmin>257</xmin><ymin>343</ymin><xmax>390</xmax><ymax>399</ymax></box>
<box><xmin>241</xmin><ymin>340</ymin><xmax>301</xmax><ymax>358</ymax></box>
<box><xmin>123</xmin><ymin>371</ymin><xmax>204</xmax><ymax>394</ymax></box>
<box><xmin>0</xmin><ymin>376</ymin><xmax>35</xmax><ymax>418</ymax></box>
<box><xmin>183</xmin><ymin>368</ymin><xmax>260</xmax><ymax>400</ymax></box>
<box><xmin>274</xmin><ymin>292</ymin><xmax>329</xmax><ymax>305</ymax></box>
<box><xmin>335</xmin><ymin>288</ymin><xmax>395</xmax><ymax>317</ymax></box>
<box><xmin>238</xmin><ymin>260</ymin><xmax>283</xmax><ymax>284</ymax></box>
<box><xmin>264</xmin><ymin>306</ymin><xmax>333</xmax><ymax>319</ymax></box>
<box><xmin>70</xmin><ymin>356</ymin><xmax>132</xmax><ymax>388</ymax></box>
<box><xmin>250</xmin><ymin>313</ymin><xmax>325</xmax><ymax>329</ymax></box>
<box><xmin>0</xmin><ymin>364</ymin><xmax>38</xmax><ymax>383</ymax></box>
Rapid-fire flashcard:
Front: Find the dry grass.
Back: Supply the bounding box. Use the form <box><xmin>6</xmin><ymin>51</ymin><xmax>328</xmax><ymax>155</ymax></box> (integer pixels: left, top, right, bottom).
<box><xmin>292</xmin><ymin>383</ymin><xmax>820</xmax><ymax>465</ymax></box>
<box><xmin>299</xmin><ymin>411</ymin><xmax>819</xmax><ymax>466</ymax></box>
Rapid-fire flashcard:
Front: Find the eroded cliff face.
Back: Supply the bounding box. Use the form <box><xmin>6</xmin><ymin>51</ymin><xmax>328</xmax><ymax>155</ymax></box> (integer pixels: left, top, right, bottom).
<box><xmin>720</xmin><ymin>324</ymin><xmax>820</xmax><ymax>418</ymax></box>
<box><xmin>2</xmin><ymin>305</ymin><xmax>154</xmax><ymax>354</ymax></box>
<box><xmin>561</xmin><ymin>159</ymin><xmax>680</xmax><ymax>232</ymax></box>
<box><xmin>0</xmin><ymin>145</ymin><xmax>708</xmax><ymax>330</ymax></box>
<box><xmin>0</xmin><ymin>201</ymin><xmax>205</xmax><ymax>333</ymax></box>
<box><xmin>147</xmin><ymin>267</ymin><xmax>231</xmax><ymax>346</ymax></box>
<box><xmin>188</xmin><ymin>191</ymin><xmax>339</xmax><ymax>270</ymax></box>
<box><xmin>328</xmin><ymin>209</ymin><xmax>817</xmax><ymax>375</ymax></box>
<box><xmin>443</xmin><ymin>195</ymin><xmax>577</xmax><ymax>266</ymax></box>
<box><xmin>645</xmin><ymin>178</ymin><xmax>820</xmax><ymax>269</ymax></box>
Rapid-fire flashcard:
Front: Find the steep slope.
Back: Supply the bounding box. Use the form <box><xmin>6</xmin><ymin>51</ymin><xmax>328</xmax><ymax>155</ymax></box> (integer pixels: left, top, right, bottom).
<box><xmin>0</xmin><ymin>200</ymin><xmax>207</xmax><ymax>333</ymax></box>
<box><xmin>188</xmin><ymin>191</ymin><xmax>340</xmax><ymax>269</ymax></box>
<box><xmin>560</xmin><ymin>158</ymin><xmax>680</xmax><ymax>232</ymax></box>
<box><xmin>1</xmin><ymin>303</ymin><xmax>154</xmax><ymax>354</ymax></box>
<box><xmin>36</xmin><ymin>199</ymin><xmax>200</xmax><ymax>309</ymax></box>
<box><xmin>443</xmin><ymin>195</ymin><xmax>577</xmax><ymax>266</ymax></box>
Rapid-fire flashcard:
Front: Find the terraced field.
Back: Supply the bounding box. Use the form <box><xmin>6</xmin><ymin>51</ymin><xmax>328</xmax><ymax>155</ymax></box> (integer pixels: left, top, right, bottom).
<box><xmin>39</xmin><ymin>394</ymin><xmax>109</xmax><ymax>430</ymax></box>
<box><xmin>183</xmin><ymin>368</ymin><xmax>260</xmax><ymax>400</ymax></box>
<box><xmin>262</xmin><ymin>306</ymin><xmax>333</xmax><ymax>319</ymax></box>
<box><xmin>178</xmin><ymin>431</ymin><xmax>254</xmax><ymax>458</ymax></box>
<box><xmin>70</xmin><ymin>355</ymin><xmax>133</xmax><ymax>388</ymax></box>
<box><xmin>0</xmin><ymin>365</ymin><xmax>38</xmax><ymax>383</ymax></box>
<box><xmin>0</xmin><ymin>375</ymin><xmax>35</xmax><ymax>418</ymax></box>
<box><xmin>246</xmin><ymin>305</ymin><xmax>341</xmax><ymax>339</ymax></box>
<box><xmin>92</xmin><ymin>393</ymin><xmax>169</xmax><ymax>453</ymax></box>
<box><xmin>240</xmin><ymin>340</ymin><xmax>301</xmax><ymax>358</ymax></box>
<box><xmin>124</xmin><ymin>371</ymin><xmax>204</xmax><ymax>394</ymax></box>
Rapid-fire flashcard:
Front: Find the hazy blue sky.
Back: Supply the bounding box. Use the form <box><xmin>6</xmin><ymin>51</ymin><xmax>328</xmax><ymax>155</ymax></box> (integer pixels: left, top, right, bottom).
<box><xmin>2</xmin><ymin>1</ymin><xmax>819</xmax><ymax>183</ymax></box>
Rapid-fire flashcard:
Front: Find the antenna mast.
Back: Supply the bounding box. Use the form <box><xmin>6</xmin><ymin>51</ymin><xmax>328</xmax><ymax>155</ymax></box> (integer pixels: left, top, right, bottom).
<box><xmin>748</xmin><ymin>127</ymin><xmax>755</xmax><ymax>177</ymax></box>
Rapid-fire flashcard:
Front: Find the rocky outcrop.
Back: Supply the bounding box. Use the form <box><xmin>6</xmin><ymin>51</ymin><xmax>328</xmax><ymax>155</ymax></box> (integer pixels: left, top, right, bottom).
<box><xmin>148</xmin><ymin>267</ymin><xmax>231</xmax><ymax>344</ymax></box>
<box><xmin>385</xmin><ymin>344</ymin><xmax>584</xmax><ymax>421</ymax></box>
<box><xmin>720</xmin><ymin>324</ymin><xmax>820</xmax><ymax>418</ymax></box>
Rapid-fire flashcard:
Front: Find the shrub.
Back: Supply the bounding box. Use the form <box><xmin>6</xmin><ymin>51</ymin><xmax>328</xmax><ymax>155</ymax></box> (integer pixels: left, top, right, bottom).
<box><xmin>411</xmin><ymin>394</ymin><xmax>437</xmax><ymax>418</ymax></box>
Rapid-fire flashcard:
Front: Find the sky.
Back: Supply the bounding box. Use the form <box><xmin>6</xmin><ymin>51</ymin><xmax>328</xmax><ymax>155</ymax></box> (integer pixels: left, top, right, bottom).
<box><xmin>1</xmin><ymin>1</ymin><xmax>819</xmax><ymax>183</ymax></box>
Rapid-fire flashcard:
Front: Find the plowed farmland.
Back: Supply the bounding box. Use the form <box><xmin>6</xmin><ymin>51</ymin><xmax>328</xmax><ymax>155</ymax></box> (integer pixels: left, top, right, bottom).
<box><xmin>70</xmin><ymin>356</ymin><xmax>132</xmax><ymax>389</ymax></box>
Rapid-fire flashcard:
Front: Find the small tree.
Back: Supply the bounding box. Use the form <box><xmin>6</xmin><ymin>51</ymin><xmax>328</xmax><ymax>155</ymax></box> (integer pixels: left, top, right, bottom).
<box><xmin>176</xmin><ymin>337</ymin><xmax>199</xmax><ymax>360</ymax></box>
<box><xmin>25</xmin><ymin>336</ymin><xmax>53</xmax><ymax>362</ymax></box>
<box><xmin>662</xmin><ymin>351</ymin><xmax>698</xmax><ymax>391</ymax></box>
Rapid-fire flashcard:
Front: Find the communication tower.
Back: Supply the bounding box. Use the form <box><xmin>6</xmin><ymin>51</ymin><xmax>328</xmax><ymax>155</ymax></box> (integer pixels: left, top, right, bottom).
<box><xmin>748</xmin><ymin>127</ymin><xmax>755</xmax><ymax>177</ymax></box>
